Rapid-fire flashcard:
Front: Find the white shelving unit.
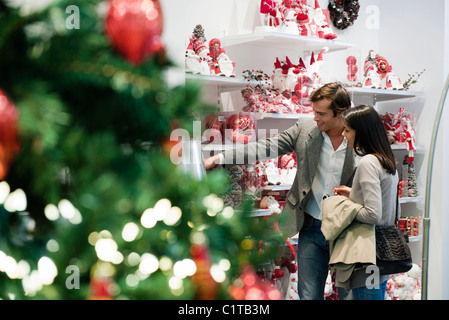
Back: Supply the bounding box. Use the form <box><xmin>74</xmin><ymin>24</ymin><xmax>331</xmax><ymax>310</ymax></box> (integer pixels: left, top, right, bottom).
<box><xmin>222</xmin><ymin>32</ymin><xmax>357</xmax><ymax>53</ymax></box>
<box><xmin>348</xmin><ymin>87</ymin><xmax>418</xmax><ymax>102</ymax></box>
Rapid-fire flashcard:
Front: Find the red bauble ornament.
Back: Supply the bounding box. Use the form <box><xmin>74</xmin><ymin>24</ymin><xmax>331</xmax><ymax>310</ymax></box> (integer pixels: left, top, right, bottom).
<box><xmin>0</xmin><ymin>90</ymin><xmax>20</xmax><ymax>180</ymax></box>
<box><xmin>105</xmin><ymin>0</ymin><xmax>164</xmax><ymax>65</ymax></box>
<box><xmin>190</xmin><ymin>243</ymin><xmax>219</xmax><ymax>300</ymax></box>
<box><xmin>346</xmin><ymin>55</ymin><xmax>357</xmax><ymax>66</ymax></box>
<box><xmin>224</xmin><ymin>114</ymin><xmax>255</xmax><ymax>144</ymax></box>
<box><xmin>346</xmin><ymin>55</ymin><xmax>358</xmax><ymax>82</ymax></box>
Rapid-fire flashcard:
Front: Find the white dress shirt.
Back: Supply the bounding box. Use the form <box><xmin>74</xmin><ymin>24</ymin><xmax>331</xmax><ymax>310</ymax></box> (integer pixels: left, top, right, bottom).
<box><xmin>305</xmin><ymin>132</ymin><xmax>348</xmax><ymax>220</ymax></box>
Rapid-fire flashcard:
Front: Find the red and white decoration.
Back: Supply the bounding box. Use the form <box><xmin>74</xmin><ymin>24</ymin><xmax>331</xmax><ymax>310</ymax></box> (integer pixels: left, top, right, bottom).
<box><xmin>380</xmin><ymin>108</ymin><xmax>416</xmax><ymax>162</ymax></box>
<box><xmin>185</xmin><ymin>25</ymin><xmax>236</xmax><ymax>77</ymax></box>
<box><xmin>258</xmin><ymin>0</ymin><xmax>337</xmax><ymax>40</ymax></box>
<box><xmin>242</xmin><ymin>47</ymin><xmax>328</xmax><ymax>114</ymax></box>
<box><xmin>362</xmin><ymin>49</ymin><xmax>402</xmax><ymax>90</ymax></box>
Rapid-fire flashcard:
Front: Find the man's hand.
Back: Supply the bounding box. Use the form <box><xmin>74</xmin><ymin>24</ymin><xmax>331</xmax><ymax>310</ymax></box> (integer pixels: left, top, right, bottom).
<box><xmin>204</xmin><ymin>154</ymin><xmax>220</xmax><ymax>170</ymax></box>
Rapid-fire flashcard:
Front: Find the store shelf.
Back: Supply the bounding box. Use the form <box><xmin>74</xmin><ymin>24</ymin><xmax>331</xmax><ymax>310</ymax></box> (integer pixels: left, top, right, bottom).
<box><xmin>185</xmin><ymin>73</ymin><xmax>267</xmax><ymax>92</ymax></box>
<box><xmin>263</xmin><ymin>184</ymin><xmax>292</xmax><ymax>191</ymax></box>
<box><xmin>254</xmin><ymin>112</ymin><xmax>314</xmax><ymax>120</ymax></box>
<box><xmin>249</xmin><ymin>208</ymin><xmax>273</xmax><ymax>217</ymax></box>
<box><xmin>408</xmin><ymin>235</ymin><xmax>422</xmax><ymax>243</ymax></box>
<box><xmin>222</xmin><ymin>32</ymin><xmax>357</xmax><ymax>53</ymax></box>
<box><xmin>201</xmin><ymin>142</ymin><xmax>234</xmax><ymax>151</ymax></box>
<box><xmin>391</xmin><ymin>144</ymin><xmax>425</xmax><ymax>154</ymax></box>
<box><xmin>347</xmin><ymin>87</ymin><xmax>418</xmax><ymax>102</ymax></box>
<box><xmin>399</xmin><ymin>196</ymin><xmax>423</xmax><ymax>204</ymax></box>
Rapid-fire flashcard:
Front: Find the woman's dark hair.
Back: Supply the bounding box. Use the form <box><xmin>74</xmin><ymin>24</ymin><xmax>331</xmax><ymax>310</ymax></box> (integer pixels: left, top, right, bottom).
<box><xmin>342</xmin><ymin>105</ymin><xmax>396</xmax><ymax>175</ymax></box>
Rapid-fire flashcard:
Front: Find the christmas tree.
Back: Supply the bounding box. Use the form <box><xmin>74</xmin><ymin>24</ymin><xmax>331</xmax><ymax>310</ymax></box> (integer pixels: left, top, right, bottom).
<box><xmin>0</xmin><ymin>0</ymin><xmax>282</xmax><ymax>299</ymax></box>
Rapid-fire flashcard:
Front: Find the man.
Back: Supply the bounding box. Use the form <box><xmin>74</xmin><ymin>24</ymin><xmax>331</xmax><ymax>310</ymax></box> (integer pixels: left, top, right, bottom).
<box><xmin>204</xmin><ymin>82</ymin><xmax>355</xmax><ymax>300</ymax></box>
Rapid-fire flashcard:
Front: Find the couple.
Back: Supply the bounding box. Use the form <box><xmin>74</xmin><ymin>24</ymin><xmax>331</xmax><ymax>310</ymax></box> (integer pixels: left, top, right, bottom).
<box><xmin>204</xmin><ymin>82</ymin><xmax>398</xmax><ymax>300</ymax></box>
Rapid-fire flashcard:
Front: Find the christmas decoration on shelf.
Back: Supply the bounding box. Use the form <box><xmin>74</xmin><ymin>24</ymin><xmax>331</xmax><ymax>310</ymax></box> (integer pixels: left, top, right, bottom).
<box><xmin>241</xmin><ymin>48</ymin><xmax>328</xmax><ymax>114</ymax></box>
<box><xmin>105</xmin><ymin>0</ymin><xmax>165</xmax><ymax>65</ymax></box>
<box><xmin>0</xmin><ymin>0</ymin><xmax>283</xmax><ymax>300</ymax></box>
<box><xmin>402</xmin><ymin>156</ymin><xmax>419</xmax><ymax>197</ymax></box>
<box><xmin>257</xmin><ymin>0</ymin><xmax>337</xmax><ymax>40</ymax></box>
<box><xmin>185</xmin><ymin>25</ymin><xmax>236</xmax><ymax>77</ymax></box>
<box><xmin>224</xmin><ymin>114</ymin><xmax>256</xmax><ymax>144</ymax></box>
<box><xmin>362</xmin><ymin>50</ymin><xmax>401</xmax><ymax>90</ymax></box>
<box><xmin>223</xmin><ymin>165</ymin><xmax>245</xmax><ymax>208</ymax></box>
<box><xmin>361</xmin><ymin>50</ymin><xmax>425</xmax><ymax>90</ymax></box>
<box><xmin>380</xmin><ymin>108</ymin><xmax>416</xmax><ymax>147</ymax></box>
<box><xmin>328</xmin><ymin>0</ymin><xmax>360</xmax><ymax>30</ymax></box>
<box><xmin>398</xmin><ymin>217</ymin><xmax>421</xmax><ymax>238</ymax></box>
<box><xmin>201</xmin><ymin>112</ymin><xmax>256</xmax><ymax>146</ymax></box>
<box><xmin>346</xmin><ymin>55</ymin><xmax>358</xmax><ymax>82</ymax></box>
<box><xmin>0</xmin><ymin>90</ymin><xmax>20</xmax><ymax>181</ymax></box>
<box><xmin>402</xmin><ymin>69</ymin><xmax>426</xmax><ymax>91</ymax></box>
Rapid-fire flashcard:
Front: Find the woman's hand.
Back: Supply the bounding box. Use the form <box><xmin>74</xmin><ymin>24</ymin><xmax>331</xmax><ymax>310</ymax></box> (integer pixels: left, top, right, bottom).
<box><xmin>333</xmin><ymin>185</ymin><xmax>351</xmax><ymax>198</ymax></box>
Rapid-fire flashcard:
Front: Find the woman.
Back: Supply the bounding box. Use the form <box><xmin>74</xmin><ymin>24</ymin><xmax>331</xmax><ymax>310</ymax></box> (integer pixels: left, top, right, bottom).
<box><xmin>333</xmin><ymin>104</ymin><xmax>399</xmax><ymax>300</ymax></box>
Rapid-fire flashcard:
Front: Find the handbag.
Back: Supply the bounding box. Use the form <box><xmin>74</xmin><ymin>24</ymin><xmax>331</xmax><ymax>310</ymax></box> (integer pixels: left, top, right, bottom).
<box><xmin>375</xmin><ymin>184</ymin><xmax>413</xmax><ymax>275</ymax></box>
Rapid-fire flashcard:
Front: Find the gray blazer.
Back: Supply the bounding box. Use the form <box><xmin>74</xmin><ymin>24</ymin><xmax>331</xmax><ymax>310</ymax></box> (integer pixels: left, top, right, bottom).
<box><xmin>222</xmin><ymin>117</ymin><xmax>356</xmax><ymax>237</ymax></box>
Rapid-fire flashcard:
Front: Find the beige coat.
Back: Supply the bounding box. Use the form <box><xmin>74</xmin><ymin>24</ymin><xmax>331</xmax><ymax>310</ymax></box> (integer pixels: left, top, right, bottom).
<box><xmin>321</xmin><ymin>196</ymin><xmax>376</xmax><ymax>288</ymax></box>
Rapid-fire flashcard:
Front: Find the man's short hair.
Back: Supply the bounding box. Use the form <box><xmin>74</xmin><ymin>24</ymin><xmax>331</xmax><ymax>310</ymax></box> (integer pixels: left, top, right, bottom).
<box><xmin>309</xmin><ymin>82</ymin><xmax>352</xmax><ymax>116</ymax></box>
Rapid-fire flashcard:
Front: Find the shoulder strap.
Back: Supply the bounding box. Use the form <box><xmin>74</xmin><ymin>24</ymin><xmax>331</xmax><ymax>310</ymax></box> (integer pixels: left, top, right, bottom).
<box><xmin>394</xmin><ymin>182</ymin><xmax>400</xmax><ymax>225</ymax></box>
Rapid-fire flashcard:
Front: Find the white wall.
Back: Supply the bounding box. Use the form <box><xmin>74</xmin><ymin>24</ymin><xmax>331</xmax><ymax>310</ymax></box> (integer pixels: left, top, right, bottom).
<box><xmin>160</xmin><ymin>0</ymin><xmax>449</xmax><ymax>299</ymax></box>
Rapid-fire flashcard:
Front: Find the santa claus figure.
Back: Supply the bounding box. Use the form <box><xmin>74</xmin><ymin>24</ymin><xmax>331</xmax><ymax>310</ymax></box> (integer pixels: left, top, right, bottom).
<box><xmin>208</xmin><ymin>38</ymin><xmax>236</xmax><ymax>77</ymax></box>
<box><xmin>405</xmin><ymin>120</ymin><xmax>416</xmax><ymax>162</ymax></box>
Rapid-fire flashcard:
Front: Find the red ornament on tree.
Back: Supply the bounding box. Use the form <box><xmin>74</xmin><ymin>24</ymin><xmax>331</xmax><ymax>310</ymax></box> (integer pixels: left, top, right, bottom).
<box><xmin>190</xmin><ymin>243</ymin><xmax>219</xmax><ymax>300</ymax></box>
<box><xmin>0</xmin><ymin>90</ymin><xmax>20</xmax><ymax>180</ymax></box>
<box><xmin>105</xmin><ymin>0</ymin><xmax>165</xmax><ymax>65</ymax></box>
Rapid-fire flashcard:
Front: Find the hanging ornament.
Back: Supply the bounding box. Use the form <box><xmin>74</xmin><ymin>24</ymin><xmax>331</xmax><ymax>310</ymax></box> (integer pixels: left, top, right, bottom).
<box><xmin>0</xmin><ymin>90</ymin><xmax>20</xmax><ymax>181</ymax></box>
<box><xmin>88</xmin><ymin>261</ymin><xmax>116</xmax><ymax>300</ymax></box>
<box><xmin>190</xmin><ymin>242</ymin><xmax>219</xmax><ymax>300</ymax></box>
<box><xmin>328</xmin><ymin>0</ymin><xmax>360</xmax><ymax>30</ymax></box>
<box><xmin>346</xmin><ymin>55</ymin><xmax>358</xmax><ymax>82</ymax></box>
<box><xmin>105</xmin><ymin>0</ymin><xmax>165</xmax><ymax>65</ymax></box>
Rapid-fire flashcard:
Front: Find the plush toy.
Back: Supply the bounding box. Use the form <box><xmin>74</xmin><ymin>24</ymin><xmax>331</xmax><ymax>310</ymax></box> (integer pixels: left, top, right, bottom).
<box><xmin>185</xmin><ymin>25</ymin><xmax>235</xmax><ymax>77</ymax></box>
<box><xmin>260</xmin><ymin>195</ymin><xmax>281</xmax><ymax>214</ymax></box>
<box><xmin>404</xmin><ymin>120</ymin><xmax>416</xmax><ymax>162</ymax></box>
<box><xmin>265</xmin><ymin>161</ymin><xmax>282</xmax><ymax>185</ymax></box>
<box><xmin>362</xmin><ymin>49</ymin><xmax>403</xmax><ymax>90</ymax></box>
<box><xmin>259</xmin><ymin>0</ymin><xmax>281</xmax><ymax>30</ymax></box>
<box><xmin>259</xmin><ymin>0</ymin><xmax>337</xmax><ymax>39</ymax></box>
